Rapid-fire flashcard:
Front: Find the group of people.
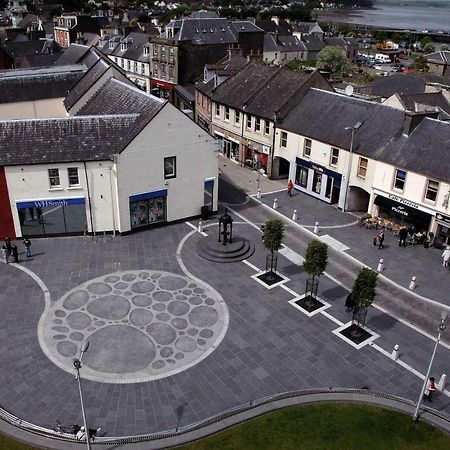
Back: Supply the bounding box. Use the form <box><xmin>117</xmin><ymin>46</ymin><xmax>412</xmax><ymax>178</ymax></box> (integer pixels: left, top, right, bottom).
<box><xmin>1</xmin><ymin>235</ymin><xmax>32</xmax><ymax>264</ymax></box>
<box><xmin>398</xmin><ymin>226</ymin><xmax>430</xmax><ymax>248</ymax></box>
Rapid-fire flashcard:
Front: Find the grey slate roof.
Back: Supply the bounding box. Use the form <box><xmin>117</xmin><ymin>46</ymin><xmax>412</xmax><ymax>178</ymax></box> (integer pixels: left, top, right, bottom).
<box><xmin>55</xmin><ymin>43</ymin><xmax>91</xmax><ymax>66</ymax></box>
<box><xmin>426</xmin><ymin>50</ymin><xmax>450</xmax><ymax>63</ymax></box>
<box><xmin>4</xmin><ymin>39</ymin><xmax>61</xmax><ymax>58</ymax></box>
<box><xmin>0</xmin><ymin>115</ymin><xmax>139</xmax><ymax>166</ymax></box>
<box><xmin>277</xmin><ymin>35</ymin><xmax>307</xmax><ymax>52</ymax></box>
<box><xmin>301</xmin><ymin>35</ymin><xmax>324</xmax><ymax>52</ymax></box>
<box><xmin>398</xmin><ymin>92</ymin><xmax>450</xmax><ymax>115</ymax></box>
<box><xmin>175</xmin><ymin>18</ymin><xmax>237</xmax><ymax>45</ymax></box>
<box><xmin>0</xmin><ymin>67</ymin><xmax>85</xmax><ymax>103</ymax></box>
<box><xmin>254</xmin><ymin>18</ymin><xmax>292</xmax><ymax>36</ymax></box>
<box><xmin>370</xmin><ymin>73</ymin><xmax>425</xmax><ymax>98</ymax></box>
<box><xmin>110</xmin><ymin>32</ymin><xmax>150</xmax><ymax>62</ymax></box>
<box><xmin>96</xmin><ymin>34</ymin><xmax>121</xmax><ymax>55</ymax></box>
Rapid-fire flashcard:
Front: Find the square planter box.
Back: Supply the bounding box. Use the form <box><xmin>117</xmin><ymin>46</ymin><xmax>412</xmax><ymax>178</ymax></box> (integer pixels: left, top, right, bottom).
<box><xmin>288</xmin><ymin>293</ymin><xmax>330</xmax><ymax>317</ymax></box>
<box><xmin>251</xmin><ymin>271</ymin><xmax>289</xmax><ymax>289</ymax></box>
<box><xmin>332</xmin><ymin>322</ymin><xmax>380</xmax><ymax>350</ymax></box>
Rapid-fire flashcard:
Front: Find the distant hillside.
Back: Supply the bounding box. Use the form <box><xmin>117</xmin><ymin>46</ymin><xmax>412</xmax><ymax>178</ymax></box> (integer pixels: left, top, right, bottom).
<box><xmin>375</xmin><ymin>0</ymin><xmax>450</xmax><ymax>6</ymax></box>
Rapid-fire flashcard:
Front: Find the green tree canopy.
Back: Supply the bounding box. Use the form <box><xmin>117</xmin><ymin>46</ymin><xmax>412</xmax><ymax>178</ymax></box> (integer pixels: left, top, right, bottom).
<box><xmin>352</xmin><ymin>267</ymin><xmax>378</xmax><ymax>309</ymax></box>
<box><xmin>303</xmin><ymin>240</ymin><xmax>328</xmax><ymax>282</ymax></box>
<box><xmin>414</xmin><ymin>55</ymin><xmax>428</xmax><ymax>72</ymax></box>
<box><xmin>422</xmin><ymin>42</ymin><xmax>435</xmax><ymax>54</ymax></box>
<box><xmin>316</xmin><ymin>46</ymin><xmax>350</xmax><ymax>75</ymax></box>
<box><xmin>441</xmin><ymin>44</ymin><xmax>449</xmax><ymax>51</ymax></box>
<box><xmin>262</xmin><ymin>220</ymin><xmax>285</xmax><ymax>255</ymax></box>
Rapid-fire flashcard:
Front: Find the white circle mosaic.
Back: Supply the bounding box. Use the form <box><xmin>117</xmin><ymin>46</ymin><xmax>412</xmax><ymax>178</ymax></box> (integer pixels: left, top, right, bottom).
<box><xmin>39</xmin><ymin>270</ymin><xmax>229</xmax><ymax>383</ymax></box>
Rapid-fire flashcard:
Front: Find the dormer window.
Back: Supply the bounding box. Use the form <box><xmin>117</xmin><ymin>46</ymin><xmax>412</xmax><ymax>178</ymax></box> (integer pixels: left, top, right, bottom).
<box><xmin>203</xmin><ymin>67</ymin><xmax>207</xmax><ymax>82</ymax></box>
<box><xmin>144</xmin><ymin>46</ymin><xmax>149</xmax><ymax>56</ymax></box>
<box><xmin>121</xmin><ymin>43</ymin><xmax>126</xmax><ymax>51</ymax></box>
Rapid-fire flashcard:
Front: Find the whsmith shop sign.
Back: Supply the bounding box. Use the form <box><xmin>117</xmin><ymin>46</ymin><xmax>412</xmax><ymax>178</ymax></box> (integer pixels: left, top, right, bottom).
<box><xmin>16</xmin><ymin>198</ymin><xmax>85</xmax><ymax>209</ymax></box>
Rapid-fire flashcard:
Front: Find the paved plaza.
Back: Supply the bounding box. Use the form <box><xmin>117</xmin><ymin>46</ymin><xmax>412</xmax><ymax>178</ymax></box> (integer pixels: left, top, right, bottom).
<box><xmin>0</xmin><ymin>159</ymin><xmax>449</xmax><ymax>447</ymax></box>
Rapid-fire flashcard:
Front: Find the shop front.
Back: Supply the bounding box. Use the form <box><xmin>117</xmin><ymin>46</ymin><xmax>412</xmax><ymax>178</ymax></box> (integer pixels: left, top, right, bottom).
<box><xmin>435</xmin><ymin>213</ymin><xmax>450</xmax><ymax>246</ymax></box>
<box><xmin>294</xmin><ymin>158</ymin><xmax>341</xmax><ymax>204</ymax></box>
<box><xmin>16</xmin><ymin>197</ymin><xmax>86</xmax><ymax>237</ymax></box>
<box><xmin>150</xmin><ymin>79</ymin><xmax>174</xmax><ymax>100</ymax></box>
<box><xmin>129</xmin><ymin>189</ymin><xmax>167</xmax><ymax>229</ymax></box>
<box><xmin>244</xmin><ymin>143</ymin><xmax>270</xmax><ymax>174</ymax></box>
<box><xmin>374</xmin><ymin>194</ymin><xmax>433</xmax><ymax>232</ymax></box>
<box><xmin>213</xmin><ymin>131</ymin><xmax>240</xmax><ymax>162</ymax></box>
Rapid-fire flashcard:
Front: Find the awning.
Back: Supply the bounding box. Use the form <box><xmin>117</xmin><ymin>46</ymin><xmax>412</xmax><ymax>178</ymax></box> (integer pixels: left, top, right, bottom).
<box><xmin>129</xmin><ymin>189</ymin><xmax>167</xmax><ymax>203</ymax></box>
<box><xmin>16</xmin><ymin>197</ymin><xmax>85</xmax><ymax>209</ymax></box>
<box><xmin>374</xmin><ymin>195</ymin><xmax>431</xmax><ymax>224</ymax></box>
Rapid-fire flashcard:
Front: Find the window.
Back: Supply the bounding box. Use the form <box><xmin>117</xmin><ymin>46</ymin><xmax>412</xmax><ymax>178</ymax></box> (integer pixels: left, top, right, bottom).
<box><xmin>303</xmin><ymin>138</ymin><xmax>311</xmax><ymax>157</ymax></box>
<box><xmin>280</xmin><ymin>131</ymin><xmax>288</xmax><ymax>148</ymax></box>
<box><xmin>425</xmin><ymin>179</ymin><xmax>439</xmax><ymax>202</ymax></box>
<box><xmin>234</xmin><ymin>110</ymin><xmax>240</xmax><ymax>124</ymax></box>
<box><xmin>393</xmin><ymin>168</ymin><xmax>407</xmax><ymax>191</ymax></box>
<box><xmin>153</xmin><ymin>46</ymin><xmax>157</xmax><ymax>57</ymax></box>
<box><xmin>246</xmin><ymin>115</ymin><xmax>252</xmax><ymax>129</ymax></box>
<box><xmin>169</xmin><ymin>66</ymin><xmax>173</xmax><ymax>80</ymax></box>
<box><xmin>164</xmin><ymin>156</ymin><xmax>176</xmax><ymax>179</ymax></box>
<box><xmin>264</xmin><ymin>120</ymin><xmax>270</xmax><ymax>135</ymax></box>
<box><xmin>224</xmin><ymin>106</ymin><xmax>230</xmax><ymax>121</ymax></box>
<box><xmin>161</xmin><ymin>46</ymin><xmax>166</xmax><ymax>60</ymax></box>
<box><xmin>295</xmin><ymin>165</ymin><xmax>308</xmax><ymax>188</ymax></box>
<box><xmin>48</xmin><ymin>168</ymin><xmax>60</xmax><ymax>188</ymax></box>
<box><xmin>255</xmin><ymin>117</ymin><xmax>261</xmax><ymax>132</ymax></box>
<box><xmin>330</xmin><ymin>147</ymin><xmax>339</xmax><ymax>166</ymax></box>
<box><xmin>68</xmin><ymin>167</ymin><xmax>79</xmax><ymax>186</ymax></box>
<box><xmin>144</xmin><ymin>46</ymin><xmax>149</xmax><ymax>56</ymax></box>
<box><xmin>153</xmin><ymin>63</ymin><xmax>158</xmax><ymax>76</ymax></box>
<box><xmin>215</xmin><ymin>103</ymin><xmax>220</xmax><ymax>117</ymax></box>
<box><xmin>357</xmin><ymin>157</ymin><xmax>368</xmax><ymax>179</ymax></box>
<box><xmin>169</xmin><ymin>47</ymin><xmax>174</xmax><ymax>63</ymax></box>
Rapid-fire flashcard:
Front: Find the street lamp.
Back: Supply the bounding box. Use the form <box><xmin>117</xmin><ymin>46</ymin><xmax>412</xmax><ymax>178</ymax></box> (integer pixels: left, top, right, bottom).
<box><xmin>343</xmin><ymin>121</ymin><xmax>364</xmax><ymax>213</ymax></box>
<box><xmin>257</xmin><ymin>168</ymin><xmax>264</xmax><ymax>199</ymax></box>
<box><xmin>74</xmin><ymin>340</ymin><xmax>91</xmax><ymax>449</ymax></box>
<box><xmin>413</xmin><ymin>311</ymin><xmax>447</xmax><ymax>421</ymax></box>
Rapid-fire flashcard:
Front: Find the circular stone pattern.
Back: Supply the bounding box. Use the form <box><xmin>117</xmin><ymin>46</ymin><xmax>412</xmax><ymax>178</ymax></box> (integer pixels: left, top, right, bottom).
<box><xmin>40</xmin><ymin>270</ymin><xmax>228</xmax><ymax>384</ymax></box>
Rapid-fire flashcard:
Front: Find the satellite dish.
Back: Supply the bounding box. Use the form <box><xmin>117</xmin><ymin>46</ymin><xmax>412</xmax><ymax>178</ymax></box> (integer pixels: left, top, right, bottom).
<box><xmin>345</xmin><ymin>85</ymin><xmax>354</xmax><ymax>97</ymax></box>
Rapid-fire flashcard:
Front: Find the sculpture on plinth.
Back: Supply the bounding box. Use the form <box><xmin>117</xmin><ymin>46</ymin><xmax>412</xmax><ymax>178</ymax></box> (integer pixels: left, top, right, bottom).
<box><xmin>218</xmin><ymin>209</ymin><xmax>233</xmax><ymax>245</ymax></box>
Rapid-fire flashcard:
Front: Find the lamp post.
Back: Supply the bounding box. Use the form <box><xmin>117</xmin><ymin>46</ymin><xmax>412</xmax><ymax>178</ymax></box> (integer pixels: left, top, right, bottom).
<box><xmin>74</xmin><ymin>340</ymin><xmax>91</xmax><ymax>449</ymax></box>
<box><xmin>413</xmin><ymin>311</ymin><xmax>447</xmax><ymax>421</ymax></box>
<box><xmin>343</xmin><ymin>121</ymin><xmax>363</xmax><ymax>213</ymax></box>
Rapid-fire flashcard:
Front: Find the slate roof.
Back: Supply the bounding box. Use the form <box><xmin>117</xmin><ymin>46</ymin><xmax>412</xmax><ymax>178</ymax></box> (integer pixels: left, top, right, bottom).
<box><xmin>55</xmin><ymin>43</ymin><xmax>91</xmax><ymax>66</ymax></box>
<box><xmin>370</xmin><ymin>73</ymin><xmax>425</xmax><ymax>98</ymax></box>
<box><xmin>229</xmin><ymin>21</ymin><xmax>263</xmax><ymax>36</ymax></box>
<box><xmin>175</xmin><ymin>18</ymin><xmax>237</xmax><ymax>45</ymax></box>
<box><xmin>301</xmin><ymin>35</ymin><xmax>324</xmax><ymax>52</ymax></box>
<box><xmin>4</xmin><ymin>39</ymin><xmax>61</xmax><ymax>58</ymax></box>
<box><xmin>0</xmin><ymin>66</ymin><xmax>85</xmax><ymax>103</ymax></box>
<box><xmin>276</xmin><ymin>35</ymin><xmax>307</xmax><ymax>52</ymax></box>
<box><xmin>324</xmin><ymin>36</ymin><xmax>356</xmax><ymax>48</ymax></box>
<box><xmin>398</xmin><ymin>92</ymin><xmax>450</xmax><ymax>115</ymax></box>
<box><xmin>297</xmin><ymin>22</ymin><xmax>322</xmax><ymax>34</ymax></box>
<box><xmin>204</xmin><ymin>54</ymin><xmax>247</xmax><ymax>75</ymax></box>
<box><xmin>110</xmin><ymin>32</ymin><xmax>150</xmax><ymax>62</ymax></box>
<box><xmin>254</xmin><ymin>18</ymin><xmax>292</xmax><ymax>36</ymax></box>
<box><xmin>196</xmin><ymin>76</ymin><xmax>215</xmax><ymax>96</ymax></box>
<box><xmin>0</xmin><ymin>114</ymin><xmax>139</xmax><ymax>166</ymax></box>
<box><xmin>264</xmin><ymin>34</ymin><xmax>278</xmax><ymax>53</ymax></box>
<box><xmin>96</xmin><ymin>34</ymin><xmax>121</xmax><ymax>55</ymax></box>
<box><xmin>426</xmin><ymin>50</ymin><xmax>450</xmax><ymax>64</ymax></box>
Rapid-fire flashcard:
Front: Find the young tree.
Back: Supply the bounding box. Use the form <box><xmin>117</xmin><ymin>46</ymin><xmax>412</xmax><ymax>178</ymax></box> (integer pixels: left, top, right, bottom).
<box><xmin>422</xmin><ymin>42</ymin><xmax>435</xmax><ymax>54</ymax></box>
<box><xmin>414</xmin><ymin>55</ymin><xmax>428</xmax><ymax>72</ymax></box>
<box><xmin>441</xmin><ymin>44</ymin><xmax>449</xmax><ymax>51</ymax></box>
<box><xmin>262</xmin><ymin>219</ymin><xmax>285</xmax><ymax>274</ymax></box>
<box><xmin>316</xmin><ymin>47</ymin><xmax>350</xmax><ymax>76</ymax></box>
<box><xmin>352</xmin><ymin>267</ymin><xmax>378</xmax><ymax>311</ymax></box>
<box><xmin>303</xmin><ymin>240</ymin><xmax>328</xmax><ymax>287</ymax></box>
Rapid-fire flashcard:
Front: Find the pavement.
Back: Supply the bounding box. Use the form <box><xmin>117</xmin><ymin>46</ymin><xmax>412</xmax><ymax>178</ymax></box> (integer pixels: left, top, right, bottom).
<box><xmin>0</xmin><ymin>156</ymin><xmax>449</xmax><ymax>448</ymax></box>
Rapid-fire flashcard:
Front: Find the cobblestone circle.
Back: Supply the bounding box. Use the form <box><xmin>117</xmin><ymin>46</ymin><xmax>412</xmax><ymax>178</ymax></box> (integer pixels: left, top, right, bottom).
<box><xmin>39</xmin><ymin>270</ymin><xmax>229</xmax><ymax>383</ymax></box>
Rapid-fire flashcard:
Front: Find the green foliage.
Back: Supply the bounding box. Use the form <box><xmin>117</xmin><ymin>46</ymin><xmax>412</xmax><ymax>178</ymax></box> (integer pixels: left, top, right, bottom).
<box><xmin>414</xmin><ymin>55</ymin><xmax>428</xmax><ymax>71</ymax></box>
<box><xmin>337</xmin><ymin>23</ymin><xmax>352</xmax><ymax>35</ymax></box>
<box><xmin>352</xmin><ymin>267</ymin><xmax>378</xmax><ymax>309</ymax></box>
<box><xmin>286</xmin><ymin>59</ymin><xmax>303</xmax><ymax>72</ymax></box>
<box><xmin>316</xmin><ymin>46</ymin><xmax>350</xmax><ymax>75</ymax></box>
<box><xmin>262</xmin><ymin>220</ymin><xmax>285</xmax><ymax>255</ymax></box>
<box><xmin>420</xmin><ymin>36</ymin><xmax>433</xmax><ymax>47</ymax></box>
<box><xmin>303</xmin><ymin>240</ymin><xmax>328</xmax><ymax>281</ymax></box>
<box><xmin>373</xmin><ymin>30</ymin><xmax>387</xmax><ymax>42</ymax></box>
<box><xmin>422</xmin><ymin>42</ymin><xmax>435</xmax><ymax>54</ymax></box>
<box><xmin>441</xmin><ymin>44</ymin><xmax>449</xmax><ymax>51</ymax></box>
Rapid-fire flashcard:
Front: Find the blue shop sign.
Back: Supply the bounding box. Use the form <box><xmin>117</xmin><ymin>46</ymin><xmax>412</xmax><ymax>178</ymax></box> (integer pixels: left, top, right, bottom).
<box><xmin>129</xmin><ymin>189</ymin><xmax>167</xmax><ymax>203</ymax></box>
<box><xmin>296</xmin><ymin>157</ymin><xmax>342</xmax><ymax>188</ymax></box>
<box><xmin>16</xmin><ymin>197</ymin><xmax>85</xmax><ymax>209</ymax></box>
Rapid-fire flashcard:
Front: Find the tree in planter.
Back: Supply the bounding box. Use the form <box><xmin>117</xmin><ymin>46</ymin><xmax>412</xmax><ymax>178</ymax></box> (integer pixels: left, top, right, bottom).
<box><xmin>303</xmin><ymin>240</ymin><xmax>328</xmax><ymax>305</ymax></box>
<box><xmin>262</xmin><ymin>219</ymin><xmax>285</xmax><ymax>277</ymax></box>
<box><xmin>351</xmin><ymin>267</ymin><xmax>378</xmax><ymax>336</ymax></box>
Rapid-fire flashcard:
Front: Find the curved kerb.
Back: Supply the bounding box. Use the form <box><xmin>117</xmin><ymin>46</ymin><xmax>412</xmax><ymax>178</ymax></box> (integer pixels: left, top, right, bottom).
<box><xmin>1</xmin><ymin>388</ymin><xmax>449</xmax><ymax>449</ymax></box>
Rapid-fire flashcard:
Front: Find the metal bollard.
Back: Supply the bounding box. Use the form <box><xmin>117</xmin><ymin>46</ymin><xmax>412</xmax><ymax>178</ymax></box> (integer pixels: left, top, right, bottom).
<box><xmin>257</xmin><ymin>189</ymin><xmax>261</xmax><ymax>199</ymax></box>
<box><xmin>198</xmin><ymin>219</ymin><xmax>203</xmax><ymax>233</ymax></box>
<box><xmin>409</xmin><ymin>276</ymin><xmax>416</xmax><ymax>291</ymax></box>
<box><xmin>391</xmin><ymin>344</ymin><xmax>400</xmax><ymax>361</ymax></box>
<box><xmin>314</xmin><ymin>221</ymin><xmax>319</xmax><ymax>234</ymax></box>
<box><xmin>437</xmin><ymin>374</ymin><xmax>447</xmax><ymax>391</ymax></box>
<box><xmin>273</xmin><ymin>198</ymin><xmax>278</xmax><ymax>210</ymax></box>
<box><xmin>377</xmin><ymin>258</ymin><xmax>384</xmax><ymax>272</ymax></box>
<box><xmin>292</xmin><ymin>209</ymin><xmax>297</xmax><ymax>221</ymax></box>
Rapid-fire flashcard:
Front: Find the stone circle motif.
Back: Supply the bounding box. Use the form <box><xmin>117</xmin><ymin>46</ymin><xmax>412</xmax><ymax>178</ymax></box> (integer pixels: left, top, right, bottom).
<box><xmin>39</xmin><ymin>270</ymin><xmax>228</xmax><ymax>383</ymax></box>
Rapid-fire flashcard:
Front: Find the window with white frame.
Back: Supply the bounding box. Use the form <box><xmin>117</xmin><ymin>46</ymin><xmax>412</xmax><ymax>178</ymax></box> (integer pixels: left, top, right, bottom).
<box><xmin>169</xmin><ymin>47</ymin><xmax>174</xmax><ymax>63</ymax></box>
<box><xmin>164</xmin><ymin>156</ymin><xmax>176</xmax><ymax>179</ymax></box>
<box><xmin>48</xmin><ymin>168</ymin><xmax>60</xmax><ymax>188</ymax></box>
<box><xmin>224</xmin><ymin>106</ymin><xmax>230</xmax><ymax>121</ymax></box>
<box><xmin>303</xmin><ymin>138</ymin><xmax>312</xmax><ymax>157</ymax></box>
<box><xmin>280</xmin><ymin>131</ymin><xmax>288</xmax><ymax>148</ymax></box>
<box><xmin>144</xmin><ymin>46</ymin><xmax>149</xmax><ymax>56</ymax></box>
<box><xmin>67</xmin><ymin>167</ymin><xmax>79</xmax><ymax>187</ymax></box>
<box><xmin>161</xmin><ymin>46</ymin><xmax>166</xmax><ymax>60</ymax></box>
<box><xmin>246</xmin><ymin>115</ymin><xmax>252</xmax><ymax>129</ymax></box>
<box><xmin>393</xmin><ymin>168</ymin><xmax>407</xmax><ymax>191</ymax></box>
<box><xmin>153</xmin><ymin>46</ymin><xmax>157</xmax><ymax>57</ymax></box>
<box><xmin>234</xmin><ymin>110</ymin><xmax>240</xmax><ymax>124</ymax></box>
<box><xmin>425</xmin><ymin>179</ymin><xmax>439</xmax><ymax>202</ymax></box>
<box><xmin>264</xmin><ymin>120</ymin><xmax>270</xmax><ymax>135</ymax></box>
<box><xmin>330</xmin><ymin>147</ymin><xmax>339</xmax><ymax>166</ymax></box>
<box><xmin>215</xmin><ymin>103</ymin><xmax>220</xmax><ymax>117</ymax></box>
<box><xmin>255</xmin><ymin>117</ymin><xmax>261</xmax><ymax>132</ymax></box>
<box><xmin>357</xmin><ymin>157</ymin><xmax>368</xmax><ymax>179</ymax></box>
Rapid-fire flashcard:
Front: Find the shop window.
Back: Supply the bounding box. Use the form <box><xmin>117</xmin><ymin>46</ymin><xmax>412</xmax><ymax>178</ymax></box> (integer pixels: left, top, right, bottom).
<box><xmin>215</xmin><ymin>103</ymin><xmax>220</xmax><ymax>117</ymax></box>
<box><xmin>68</xmin><ymin>168</ymin><xmax>79</xmax><ymax>187</ymax></box>
<box><xmin>130</xmin><ymin>197</ymin><xmax>166</xmax><ymax>228</ymax></box>
<box><xmin>325</xmin><ymin>176</ymin><xmax>333</xmax><ymax>198</ymax></box>
<box><xmin>255</xmin><ymin>117</ymin><xmax>261</xmax><ymax>132</ymax></box>
<box><xmin>234</xmin><ymin>110</ymin><xmax>240</xmax><ymax>125</ymax></box>
<box><xmin>425</xmin><ymin>179</ymin><xmax>439</xmax><ymax>203</ymax></box>
<box><xmin>330</xmin><ymin>147</ymin><xmax>339</xmax><ymax>166</ymax></box>
<box><xmin>246</xmin><ymin>115</ymin><xmax>252</xmax><ymax>130</ymax></box>
<box><xmin>164</xmin><ymin>156</ymin><xmax>176</xmax><ymax>179</ymax></box>
<box><xmin>295</xmin><ymin>165</ymin><xmax>308</xmax><ymax>188</ymax></box>
<box><xmin>357</xmin><ymin>157</ymin><xmax>368</xmax><ymax>179</ymax></box>
<box><xmin>313</xmin><ymin>171</ymin><xmax>322</xmax><ymax>194</ymax></box>
<box><xmin>393</xmin><ymin>168</ymin><xmax>407</xmax><ymax>191</ymax></box>
<box><xmin>303</xmin><ymin>138</ymin><xmax>311</xmax><ymax>157</ymax></box>
<box><xmin>224</xmin><ymin>106</ymin><xmax>230</xmax><ymax>121</ymax></box>
<box><xmin>48</xmin><ymin>168</ymin><xmax>60</xmax><ymax>189</ymax></box>
<box><xmin>264</xmin><ymin>120</ymin><xmax>270</xmax><ymax>135</ymax></box>
<box><xmin>280</xmin><ymin>131</ymin><xmax>288</xmax><ymax>148</ymax></box>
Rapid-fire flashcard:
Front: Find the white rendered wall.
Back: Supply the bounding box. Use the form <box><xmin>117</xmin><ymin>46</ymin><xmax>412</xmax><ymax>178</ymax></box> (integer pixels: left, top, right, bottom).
<box><xmin>0</xmin><ymin>98</ymin><xmax>67</xmax><ymax>120</ymax></box>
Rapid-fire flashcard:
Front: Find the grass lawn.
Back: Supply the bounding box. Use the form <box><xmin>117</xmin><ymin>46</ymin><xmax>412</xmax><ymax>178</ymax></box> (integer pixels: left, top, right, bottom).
<box><xmin>0</xmin><ymin>433</ymin><xmax>38</xmax><ymax>450</ymax></box>
<box><xmin>180</xmin><ymin>403</ymin><xmax>450</xmax><ymax>450</ymax></box>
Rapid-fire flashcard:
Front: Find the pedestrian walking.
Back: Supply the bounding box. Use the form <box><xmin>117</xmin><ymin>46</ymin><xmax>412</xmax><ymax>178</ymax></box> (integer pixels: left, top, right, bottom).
<box><xmin>4</xmin><ymin>235</ymin><xmax>11</xmax><ymax>254</ymax></box>
<box><xmin>398</xmin><ymin>227</ymin><xmax>408</xmax><ymax>247</ymax></box>
<box><xmin>287</xmin><ymin>179</ymin><xmax>294</xmax><ymax>197</ymax></box>
<box><xmin>23</xmin><ymin>238</ymin><xmax>32</xmax><ymax>257</ymax></box>
<box><xmin>260</xmin><ymin>224</ymin><xmax>266</xmax><ymax>241</ymax></box>
<box><xmin>442</xmin><ymin>246</ymin><xmax>450</xmax><ymax>268</ymax></box>
<box><xmin>424</xmin><ymin>376</ymin><xmax>436</xmax><ymax>402</ymax></box>
<box><xmin>1</xmin><ymin>245</ymin><xmax>9</xmax><ymax>264</ymax></box>
<box><xmin>345</xmin><ymin>292</ymin><xmax>356</xmax><ymax>313</ymax></box>
<box><xmin>378</xmin><ymin>230</ymin><xmax>385</xmax><ymax>249</ymax></box>
<box><xmin>11</xmin><ymin>244</ymin><xmax>18</xmax><ymax>263</ymax></box>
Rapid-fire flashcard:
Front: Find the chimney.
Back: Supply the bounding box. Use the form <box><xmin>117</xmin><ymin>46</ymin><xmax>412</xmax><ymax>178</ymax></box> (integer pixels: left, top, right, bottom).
<box><xmin>227</xmin><ymin>44</ymin><xmax>242</xmax><ymax>59</ymax></box>
<box><xmin>403</xmin><ymin>111</ymin><xmax>439</xmax><ymax>135</ymax></box>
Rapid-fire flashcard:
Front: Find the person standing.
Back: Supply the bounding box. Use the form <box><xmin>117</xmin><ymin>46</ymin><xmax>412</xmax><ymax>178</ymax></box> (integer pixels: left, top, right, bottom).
<box><xmin>4</xmin><ymin>236</ymin><xmax>11</xmax><ymax>255</ymax></box>
<box><xmin>424</xmin><ymin>376</ymin><xmax>436</xmax><ymax>402</ymax></box>
<box><xmin>11</xmin><ymin>244</ymin><xmax>19</xmax><ymax>263</ymax></box>
<box><xmin>442</xmin><ymin>246</ymin><xmax>450</xmax><ymax>268</ymax></box>
<box><xmin>345</xmin><ymin>292</ymin><xmax>356</xmax><ymax>313</ymax></box>
<box><xmin>1</xmin><ymin>245</ymin><xmax>9</xmax><ymax>264</ymax></box>
<box><xmin>378</xmin><ymin>230</ymin><xmax>385</xmax><ymax>249</ymax></box>
<box><xmin>23</xmin><ymin>238</ymin><xmax>32</xmax><ymax>258</ymax></box>
<box><xmin>398</xmin><ymin>227</ymin><xmax>408</xmax><ymax>247</ymax></box>
<box><xmin>287</xmin><ymin>179</ymin><xmax>294</xmax><ymax>197</ymax></box>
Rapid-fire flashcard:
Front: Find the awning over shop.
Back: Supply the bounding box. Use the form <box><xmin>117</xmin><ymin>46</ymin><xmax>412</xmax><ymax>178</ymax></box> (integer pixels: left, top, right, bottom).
<box><xmin>374</xmin><ymin>195</ymin><xmax>432</xmax><ymax>225</ymax></box>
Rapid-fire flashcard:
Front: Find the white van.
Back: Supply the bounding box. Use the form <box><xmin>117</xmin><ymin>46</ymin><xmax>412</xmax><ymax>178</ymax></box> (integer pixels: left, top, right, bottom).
<box><xmin>375</xmin><ymin>54</ymin><xmax>391</xmax><ymax>64</ymax></box>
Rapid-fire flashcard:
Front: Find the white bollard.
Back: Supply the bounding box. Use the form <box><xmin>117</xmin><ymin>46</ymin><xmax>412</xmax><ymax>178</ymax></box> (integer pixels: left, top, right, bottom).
<box><xmin>377</xmin><ymin>258</ymin><xmax>384</xmax><ymax>272</ymax></box>
<box><xmin>391</xmin><ymin>344</ymin><xmax>400</xmax><ymax>361</ymax></box>
<box><xmin>314</xmin><ymin>221</ymin><xmax>319</xmax><ymax>234</ymax></box>
<box><xmin>437</xmin><ymin>374</ymin><xmax>447</xmax><ymax>391</ymax></box>
<box><xmin>257</xmin><ymin>188</ymin><xmax>261</xmax><ymax>199</ymax></box>
<box><xmin>273</xmin><ymin>198</ymin><xmax>278</xmax><ymax>210</ymax></box>
<box><xmin>198</xmin><ymin>219</ymin><xmax>203</xmax><ymax>233</ymax></box>
<box><xmin>292</xmin><ymin>209</ymin><xmax>297</xmax><ymax>221</ymax></box>
<box><xmin>409</xmin><ymin>276</ymin><xmax>416</xmax><ymax>291</ymax></box>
